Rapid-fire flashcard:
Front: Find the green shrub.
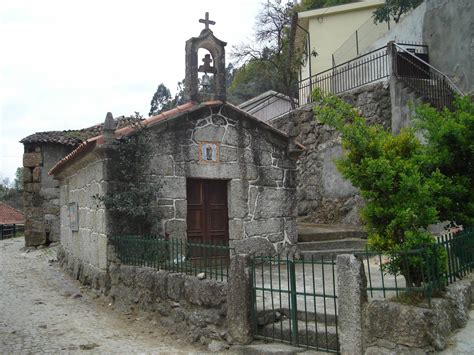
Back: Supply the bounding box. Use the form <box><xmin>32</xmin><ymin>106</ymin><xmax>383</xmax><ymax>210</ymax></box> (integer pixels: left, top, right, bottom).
<box><xmin>313</xmin><ymin>90</ymin><xmax>448</xmax><ymax>285</ymax></box>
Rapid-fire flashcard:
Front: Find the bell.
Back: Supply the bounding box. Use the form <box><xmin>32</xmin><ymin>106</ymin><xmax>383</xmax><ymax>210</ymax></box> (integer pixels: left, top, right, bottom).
<box><xmin>201</xmin><ymin>73</ymin><xmax>211</xmax><ymax>89</ymax></box>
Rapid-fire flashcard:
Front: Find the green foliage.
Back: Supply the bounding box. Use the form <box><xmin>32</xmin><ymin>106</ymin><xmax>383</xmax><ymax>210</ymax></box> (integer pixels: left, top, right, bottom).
<box><xmin>228</xmin><ymin>60</ymin><xmax>277</xmax><ymax>104</ymax></box>
<box><xmin>231</xmin><ymin>0</ymin><xmax>303</xmax><ymax>106</ymax></box>
<box><xmin>313</xmin><ymin>91</ymin><xmax>449</xmax><ymax>285</ymax></box>
<box><xmin>414</xmin><ymin>96</ymin><xmax>474</xmax><ymax>226</ymax></box>
<box><xmin>14</xmin><ymin>168</ymin><xmax>23</xmax><ymax>191</ymax></box>
<box><xmin>373</xmin><ymin>0</ymin><xmax>423</xmax><ymax>24</ymax></box>
<box><xmin>95</xmin><ymin>113</ymin><xmax>156</xmax><ymax>235</ymax></box>
<box><xmin>149</xmin><ymin>81</ymin><xmax>186</xmax><ymax>117</ymax></box>
<box><xmin>0</xmin><ymin>174</ymin><xmax>23</xmax><ymax>211</ymax></box>
<box><xmin>297</xmin><ymin>0</ymin><xmax>354</xmax><ymax>11</ymax></box>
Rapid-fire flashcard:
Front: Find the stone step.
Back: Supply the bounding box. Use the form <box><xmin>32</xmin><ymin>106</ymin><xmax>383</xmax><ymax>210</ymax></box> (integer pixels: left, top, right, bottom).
<box><xmin>298</xmin><ymin>223</ymin><xmax>367</xmax><ymax>242</ymax></box>
<box><xmin>258</xmin><ymin>308</ymin><xmax>337</xmax><ymax>326</ymax></box>
<box><xmin>298</xmin><ymin>238</ymin><xmax>367</xmax><ymax>251</ymax></box>
<box><xmin>301</xmin><ymin>249</ymin><xmax>366</xmax><ymax>260</ymax></box>
<box><xmin>261</xmin><ymin>320</ymin><xmax>339</xmax><ymax>351</ymax></box>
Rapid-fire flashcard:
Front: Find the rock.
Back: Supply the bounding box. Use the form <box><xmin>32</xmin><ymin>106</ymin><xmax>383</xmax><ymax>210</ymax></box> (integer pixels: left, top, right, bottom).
<box><xmin>184</xmin><ymin>276</ymin><xmax>227</xmax><ymax>307</ymax></box>
<box><xmin>72</xmin><ymin>293</ymin><xmax>82</xmax><ymax>299</ymax></box>
<box><xmin>197</xmin><ymin>272</ymin><xmax>206</xmax><ymax>280</ymax></box>
<box><xmin>208</xmin><ymin>340</ymin><xmax>227</xmax><ymax>352</ymax></box>
<box><xmin>79</xmin><ymin>343</ymin><xmax>99</xmax><ymax>350</ymax></box>
<box><xmin>232</xmin><ymin>237</ymin><xmax>275</xmax><ymax>256</ymax></box>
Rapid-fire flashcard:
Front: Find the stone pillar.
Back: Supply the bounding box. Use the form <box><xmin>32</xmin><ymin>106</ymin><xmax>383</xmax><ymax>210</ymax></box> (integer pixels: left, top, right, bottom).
<box><xmin>226</xmin><ymin>254</ymin><xmax>253</xmax><ymax>344</ymax></box>
<box><xmin>337</xmin><ymin>254</ymin><xmax>368</xmax><ymax>355</ymax></box>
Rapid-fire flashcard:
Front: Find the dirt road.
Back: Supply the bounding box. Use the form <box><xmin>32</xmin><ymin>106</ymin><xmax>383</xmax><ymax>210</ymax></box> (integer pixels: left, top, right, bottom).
<box><xmin>0</xmin><ymin>237</ymin><xmax>200</xmax><ymax>353</ymax></box>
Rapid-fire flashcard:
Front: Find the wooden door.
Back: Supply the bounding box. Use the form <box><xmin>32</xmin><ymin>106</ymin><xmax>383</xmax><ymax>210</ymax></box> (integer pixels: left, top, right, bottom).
<box><xmin>186</xmin><ymin>179</ymin><xmax>229</xmax><ymax>249</ymax></box>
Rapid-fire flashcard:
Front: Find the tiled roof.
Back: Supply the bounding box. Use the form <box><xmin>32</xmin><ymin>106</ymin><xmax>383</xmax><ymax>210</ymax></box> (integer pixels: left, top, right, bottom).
<box><xmin>0</xmin><ymin>202</ymin><xmax>25</xmax><ymax>225</ymax></box>
<box><xmin>20</xmin><ymin>116</ymin><xmax>142</xmax><ymax>146</ymax></box>
<box><xmin>49</xmin><ymin>102</ymin><xmax>197</xmax><ymax>175</ymax></box>
<box><xmin>49</xmin><ymin>100</ymin><xmax>303</xmax><ymax>176</ymax></box>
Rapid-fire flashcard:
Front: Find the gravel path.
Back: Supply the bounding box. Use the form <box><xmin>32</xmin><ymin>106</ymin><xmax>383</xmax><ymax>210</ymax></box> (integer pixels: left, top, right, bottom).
<box><xmin>0</xmin><ymin>237</ymin><xmax>200</xmax><ymax>354</ymax></box>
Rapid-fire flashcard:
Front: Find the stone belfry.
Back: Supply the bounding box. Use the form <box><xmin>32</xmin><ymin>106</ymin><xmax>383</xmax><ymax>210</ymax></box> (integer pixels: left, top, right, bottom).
<box><xmin>184</xmin><ymin>12</ymin><xmax>227</xmax><ymax>102</ymax></box>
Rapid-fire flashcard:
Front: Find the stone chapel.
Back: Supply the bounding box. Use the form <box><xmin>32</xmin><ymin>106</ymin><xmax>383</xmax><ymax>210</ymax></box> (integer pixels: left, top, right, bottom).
<box><xmin>40</xmin><ymin>15</ymin><xmax>302</xmax><ymax>279</ymax></box>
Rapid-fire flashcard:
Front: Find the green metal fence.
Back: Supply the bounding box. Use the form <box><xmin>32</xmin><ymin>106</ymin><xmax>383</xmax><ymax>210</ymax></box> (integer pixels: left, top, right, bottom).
<box><xmin>0</xmin><ymin>224</ymin><xmax>24</xmax><ymax>240</ymax></box>
<box><xmin>251</xmin><ymin>254</ymin><xmax>339</xmax><ymax>353</ymax></box>
<box><xmin>437</xmin><ymin>228</ymin><xmax>474</xmax><ymax>284</ymax></box>
<box><xmin>109</xmin><ymin>235</ymin><xmax>232</xmax><ymax>282</ymax></box>
<box><xmin>358</xmin><ymin>227</ymin><xmax>474</xmax><ymax>305</ymax></box>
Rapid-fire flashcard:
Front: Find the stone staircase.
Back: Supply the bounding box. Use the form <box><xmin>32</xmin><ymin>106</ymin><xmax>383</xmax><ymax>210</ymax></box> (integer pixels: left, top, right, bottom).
<box><xmin>297</xmin><ymin>223</ymin><xmax>367</xmax><ymax>259</ymax></box>
<box><xmin>256</xmin><ymin>308</ymin><xmax>339</xmax><ymax>352</ymax></box>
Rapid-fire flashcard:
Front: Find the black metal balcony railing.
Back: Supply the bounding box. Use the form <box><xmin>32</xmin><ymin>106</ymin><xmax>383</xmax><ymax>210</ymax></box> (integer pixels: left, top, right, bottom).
<box><xmin>298</xmin><ymin>46</ymin><xmax>390</xmax><ymax>105</ymax></box>
<box><xmin>391</xmin><ymin>42</ymin><xmax>463</xmax><ymax>111</ymax></box>
<box><xmin>297</xmin><ymin>42</ymin><xmax>462</xmax><ymax>112</ymax></box>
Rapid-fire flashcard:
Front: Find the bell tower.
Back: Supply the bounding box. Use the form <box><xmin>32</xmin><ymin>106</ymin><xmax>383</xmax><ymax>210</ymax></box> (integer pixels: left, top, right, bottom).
<box><xmin>184</xmin><ymin>12</ymin><xmax>227</xmax><ymax>103</ymax></box>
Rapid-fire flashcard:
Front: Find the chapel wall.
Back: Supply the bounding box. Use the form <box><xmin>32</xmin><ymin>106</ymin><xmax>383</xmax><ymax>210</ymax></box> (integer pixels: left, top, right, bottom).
<box><xmin>58</xmin><ymin>152</ymin><xmax>108</xmax><ymax>275</ymax></box>
<box><xmin>271</xmin><ymin>82</ymin><xmax>391</xmax><ymax>225</ymax></box>
<box><xmin>147</xmin><ymin>104</ymin><xmax>299</xmax><ymax>254</ymax></box>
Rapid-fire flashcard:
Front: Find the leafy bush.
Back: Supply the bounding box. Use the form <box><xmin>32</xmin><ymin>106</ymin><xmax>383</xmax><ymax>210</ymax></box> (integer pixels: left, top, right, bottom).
<box><xmin>94</xmin><ymin>114</ymin><xmax>157</xmax><ymax>235</ymax></box>
<box><xmin>312</xmin><ymin>90</ymin><xmax>448</xmax><ymax>285</ymax></box>
<box><xmin>414</xmin><ymin>96</ymin><xmax>474</xmax><ymax>226</ymax></box>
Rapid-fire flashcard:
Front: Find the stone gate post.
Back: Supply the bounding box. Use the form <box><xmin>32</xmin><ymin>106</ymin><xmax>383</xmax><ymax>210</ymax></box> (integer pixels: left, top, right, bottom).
<box><xmin>337</xmin><ymin>254</ymin><xmax>368</xmax><ymax>355</ymax></box>
<box><xmin>226</xmin><ymin>254</ymin><xmax>253</xmax><ymax>344</ymax></box>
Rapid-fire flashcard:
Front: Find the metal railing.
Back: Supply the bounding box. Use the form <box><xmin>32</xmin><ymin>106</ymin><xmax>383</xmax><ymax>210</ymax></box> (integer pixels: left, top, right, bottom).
<box><xmin>110</xmin><ymin>235</ymin><xmax>233</xmax><ymax>282</ymax></box>
<box><xmin>357</xmin><ymin>227</ymin><xmax>474</xmax><ymax>306</ymax></box>
<box><xmin>251</xmin><ymin>254</ymin><xmax>339</xmax><ymax>353</ymax></box>
<box><xmin>391</xmin><ymin>42</ymin><xmax>463</xmax><ymax>111</ymax></box>
<box><xmin>299</xmin><ymin>46</ymin><xmax>390</xmax><ymax>105</ymax></box>
<box><xmin>0</xmin><ymin>224</ymin><xmax>24</xmax><ymax>240</ymax></box>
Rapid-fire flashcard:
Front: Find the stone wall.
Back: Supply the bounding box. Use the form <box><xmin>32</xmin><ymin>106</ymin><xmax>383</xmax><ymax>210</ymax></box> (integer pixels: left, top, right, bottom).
<box><xmin>337</xmin><ymin>254</ymin><xmax>474</xmax><ymax>354</ymax></box>
<box><xmin>23</xmin><ymin>143</ymin><xmax>72</xmax><ymax>246</ymax></box>
<box><xmin>57</xmin><ymin>148</ymin><xmax>109</xmax><ymax>282</ymax></box>
<box><xmin>270</xmin><ymin>82</ymin><xmax>391</xmax><ymax>225</ymax></box>
<box><xmin>107</xmin><ymin>264</ymin><xmax>229</xmax><ymax>347</ymax></box>
<box><xmin>423</xmin><ymin>0</ymin><xmax>474</xmax><ymax>94</ymax></box>
<box><xmin>143</xmin><ymin>104</ymin><xmax>299</xmax><ymax>254</ymax></box>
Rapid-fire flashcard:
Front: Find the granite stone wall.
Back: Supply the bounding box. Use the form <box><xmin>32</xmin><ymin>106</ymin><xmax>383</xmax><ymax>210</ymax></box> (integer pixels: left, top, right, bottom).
<box><xmin>337</xmin><ymin>255</ymin><xmax>474</xmax><ymax>354</ymax></box>
<box><xmin>57</xmin><ymin>149</ymin><xmax>109</xmax><ymax>282</ymax></box>
<box><xmin>145</xmin><ymin>104</ymin><xmax>299</xmax><ymax>254</ymax></box>
<box><xmin>271</xmin><ymin>82</ymin><xmax>391</xmax><ymax>225</ymax></box>
<box><xmin>107</xmin><ymin>264</ymin><xmax>229</xmax><ymax>347</ymax></box>
<box><xmin>23</xmin><ymin>143</ymin><xmax>72</xmax><ymax>246</ymax></box>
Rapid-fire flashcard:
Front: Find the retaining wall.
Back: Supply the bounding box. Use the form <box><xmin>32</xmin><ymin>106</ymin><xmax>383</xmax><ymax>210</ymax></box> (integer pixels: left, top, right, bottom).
<box><xmin>337</xmin><ymin>254</ymin><xmax>474</xmax><ymax>354</ymax></box>
<box><xmin>270</xmin><ymin>82</ymin><xmax>391</xmax><ymax>225</ymax></box>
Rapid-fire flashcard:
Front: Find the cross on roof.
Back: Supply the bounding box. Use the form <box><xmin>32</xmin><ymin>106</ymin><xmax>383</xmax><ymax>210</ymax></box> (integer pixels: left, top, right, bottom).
<box><xmin>199</xmin><ymin>12</ymin><xmax>216</xmax><ymax>30</ymax></box>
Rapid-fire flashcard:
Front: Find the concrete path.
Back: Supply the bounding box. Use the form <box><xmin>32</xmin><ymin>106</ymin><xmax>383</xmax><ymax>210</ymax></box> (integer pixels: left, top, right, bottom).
<box><xmin>440</xmin><ymin>308</ymin><xmax>474</xmax><ymax>354</ymax></box>
<box><xmin>0</xmin><ymin>237</ymin><xmax>200</xmax><ymax>353</ymax></box>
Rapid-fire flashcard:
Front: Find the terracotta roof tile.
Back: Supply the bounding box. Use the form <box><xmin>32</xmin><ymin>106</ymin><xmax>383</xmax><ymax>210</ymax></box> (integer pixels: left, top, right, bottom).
<box><xmin>0</xmin><ymin>202</ymin><xmax>25</xmax><ymax>225</ymax></box>
<box><xmin>48</xmin><ymin>100</ymin><xmax>304</xmax><ymax>175</ymax></box>
<box><xmin>20</xmin><ymin>116</ymin><xmax>142</xmax><ymax>146</ymax></box>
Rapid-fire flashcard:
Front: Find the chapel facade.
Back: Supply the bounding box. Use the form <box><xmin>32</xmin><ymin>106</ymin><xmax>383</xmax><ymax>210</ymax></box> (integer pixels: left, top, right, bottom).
<box><xmin>45</xmin><ymin>16</ymin><xmax>302</xmax><ymax>281</ymax></box>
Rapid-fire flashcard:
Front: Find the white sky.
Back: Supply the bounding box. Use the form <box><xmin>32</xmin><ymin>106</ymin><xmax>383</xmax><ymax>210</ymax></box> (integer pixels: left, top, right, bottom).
<box><xmin>0</xmin><ymin>0</ymin><xmax>261</xmax><ymax>182</ymax></box>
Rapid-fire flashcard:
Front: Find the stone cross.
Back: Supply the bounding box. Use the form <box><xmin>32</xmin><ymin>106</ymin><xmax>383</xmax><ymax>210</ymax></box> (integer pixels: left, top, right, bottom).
<box><xmin>199</xmin><ymin>12</ymin><xmax>215</xmax><ymax>30</ymax></box>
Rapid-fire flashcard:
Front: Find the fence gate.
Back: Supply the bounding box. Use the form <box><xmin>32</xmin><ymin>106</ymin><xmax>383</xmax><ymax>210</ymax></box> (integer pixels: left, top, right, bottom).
<box><xmin>251</xmin><ymin>255</ymin><xmax>339</xmax><ymax>353</ymax></box>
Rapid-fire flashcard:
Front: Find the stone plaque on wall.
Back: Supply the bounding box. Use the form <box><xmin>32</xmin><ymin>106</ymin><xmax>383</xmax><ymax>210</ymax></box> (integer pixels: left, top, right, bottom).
<box><xmin>69</xmin><ymin>202</ymin><xmax>79</xmax><ymax>231</ymax></box>
<box><xmin>199</xmin><ymin>142</ymin><xmax>219</xmax><ymax>163</ymax></box>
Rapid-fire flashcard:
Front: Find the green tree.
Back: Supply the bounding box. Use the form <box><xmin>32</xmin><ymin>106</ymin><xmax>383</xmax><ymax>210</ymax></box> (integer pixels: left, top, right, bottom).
<box><xmin>149</xmin><ymin>83</ymin><xmax>172</xmax><ymax>116</ymax></box>
<box><xmin>297</xmin><ymin>0</ymin><xmax>354</xmax><ymax>11</ymax></box>
<box><xmin>232</xmin><ymin>0</ymin><xmax>304</xmax><ymax>107</ymax></box>
<box><xmin>14</xmin><ymin>168</ymin><xmax>23</xmax><ymax>191</ymax></box>
<box><xmin>313</xmin><ymin>91</ymin><xmax>448</xmax><ymax>286</ymax></box>
<box><xmin>149</xmin><ymin>80</ymin><xmax>188</xmax><ymax>116</ymax></box>
<box><xmin>414</xmin><ymin>96</ymin><xmax>474</xmax><ymax>226</ymax></box>
<box><xmin>373</xmin><ymin>0</ymin><xmax>423</xmax><ymax>24</ymax></box>
<box><xmin>228</xmin><ymin>60</ymin><xmax>277</xmax><ymax>104</ymax></box>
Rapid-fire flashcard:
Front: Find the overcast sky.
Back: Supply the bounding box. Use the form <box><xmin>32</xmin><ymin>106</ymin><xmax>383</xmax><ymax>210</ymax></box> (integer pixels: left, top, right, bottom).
<box><xmin>0</xmin><ymin>0</ymin><xmax>261</xmax><ymax>182</ymax></box>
